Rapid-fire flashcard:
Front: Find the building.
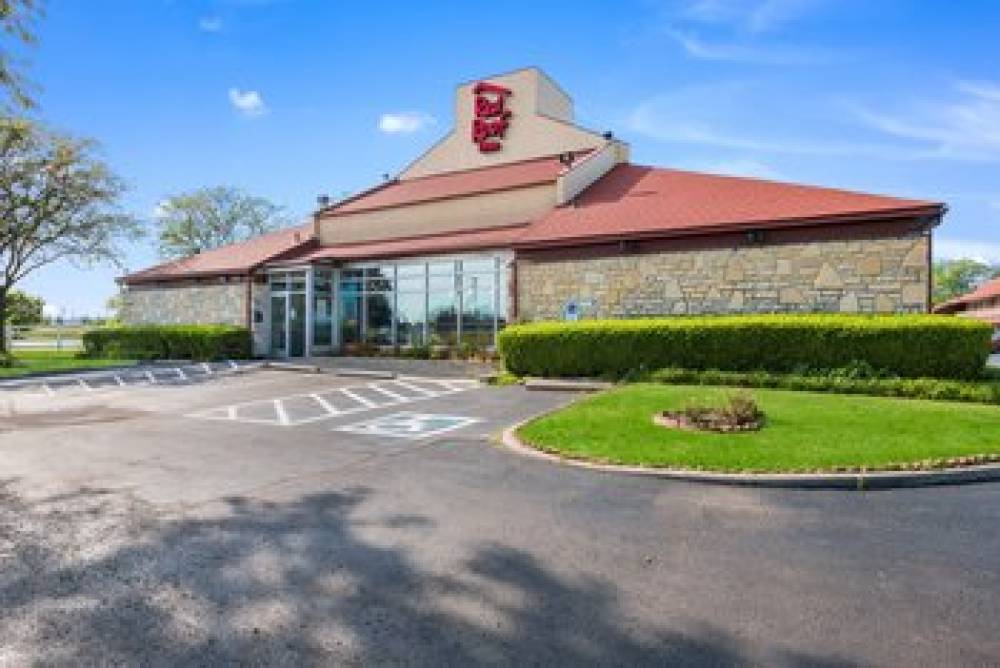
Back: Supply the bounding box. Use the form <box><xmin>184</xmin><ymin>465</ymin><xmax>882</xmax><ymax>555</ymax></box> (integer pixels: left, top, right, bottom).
<box><xmin>934</xmin><ymin>278</ymin><xmax>1000</xmax><ymax>351</ymax></box>
<box><xmin>121</xmin><ymin>67</ymin><xmax>945</xmax><ymax>358</ymax></box>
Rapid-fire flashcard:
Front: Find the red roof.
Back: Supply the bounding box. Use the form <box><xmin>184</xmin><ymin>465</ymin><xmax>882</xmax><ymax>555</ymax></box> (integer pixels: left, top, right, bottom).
<box><xmin>518</xmin><ymin>165</ymin><xmax>942</xmax><ymax>247</ymax></box>
<box><xmin>123</xmin><ymin>223</ymin><xmax>314</xmax><ymax>283</ymax></box>
<box><xmin>935</xmin><ymin>277</ymin><xmax>1000</xmax><ymax>313</ymax></box>
<box><xmin>321</xmin><ymin>154</ymin><xmax>571</xmax><ymax>216</ymax></box>
<box><xmin>277</xmin><ymin>224</ymin><xmax>529</xmax><ymax>263</ymax></box>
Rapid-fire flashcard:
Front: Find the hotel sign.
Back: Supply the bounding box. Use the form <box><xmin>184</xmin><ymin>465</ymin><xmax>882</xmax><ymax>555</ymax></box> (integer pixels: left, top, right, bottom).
<box><xmin>471</xmin><ymin>82</ymin><xmax>512</xmax><ymax>153</ymax></box>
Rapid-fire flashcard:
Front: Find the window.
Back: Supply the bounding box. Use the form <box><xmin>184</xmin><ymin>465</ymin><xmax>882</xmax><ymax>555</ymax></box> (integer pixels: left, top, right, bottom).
<box><xmin>427</xmin><ymin>262</ymin><xmax>458</xmax><ymax>346</ymax></box>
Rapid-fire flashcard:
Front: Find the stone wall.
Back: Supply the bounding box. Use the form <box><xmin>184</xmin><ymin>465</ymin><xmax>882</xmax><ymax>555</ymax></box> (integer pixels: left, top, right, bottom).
<box><xmin>121</xmin><ymin>283</ymin><xmax>247</xmax><ymax>326</ymax></box>
<box><xmin>517</xmin><ymin>233</ymin><xmax>929</xmax><ymax>321</ymax></box>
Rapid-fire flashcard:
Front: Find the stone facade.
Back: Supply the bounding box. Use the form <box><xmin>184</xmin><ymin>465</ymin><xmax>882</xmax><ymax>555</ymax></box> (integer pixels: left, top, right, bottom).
<box><xmin>517</xmin><ymin>233</ymin><xmax>930</xmax><ymax>321</ymax></box>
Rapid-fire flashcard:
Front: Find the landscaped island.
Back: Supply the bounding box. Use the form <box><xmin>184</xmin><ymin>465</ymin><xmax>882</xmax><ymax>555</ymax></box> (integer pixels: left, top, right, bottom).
<box><xmin>517</xmin><ymin>384</ymin><xmax>1000</xmax><ymax>473</ymax></box>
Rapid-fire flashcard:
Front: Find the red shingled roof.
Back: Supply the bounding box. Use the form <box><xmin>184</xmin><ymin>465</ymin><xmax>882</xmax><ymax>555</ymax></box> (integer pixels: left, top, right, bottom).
<box><xmin>123</xmin><ymin>223</ymin><xmax>314</xmax><ymax>284</ymax></box>
<box><xmin>518</xmin><ymin>164</ymin><xmax>942</xmax><ymax>247</ymax></box>
<box><xmin>277</xmin><ymin>223</ymin><xmax>529</xmax><ymax>264</ymax></box>
<box><xmin>321</xmin><ymin>154</ymin><xmax>571</xmax><ymax>216</ymax></box>
<box><xmin>934</xmin><ymin>277</ymin><xmax>1000</xmax><ymax>314</ymax></box>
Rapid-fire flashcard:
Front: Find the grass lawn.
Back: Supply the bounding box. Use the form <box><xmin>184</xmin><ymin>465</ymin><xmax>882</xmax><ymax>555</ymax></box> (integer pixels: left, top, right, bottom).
<box><xmin>0</xmin><ymin>350</ymin><xmax>131</xmax><ymax>379</ymax></box>
<box><xmin>517</xmin><ymin>384</ymin><xmax>1000</xmax><ymax>473</ymax></box>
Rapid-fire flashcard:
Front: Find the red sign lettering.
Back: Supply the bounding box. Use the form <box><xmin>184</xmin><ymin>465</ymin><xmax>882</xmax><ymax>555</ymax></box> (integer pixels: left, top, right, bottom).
<box><xmin>471</xmin><ymin>82</ymin><xmax>512</xmax><ymax>153</ymax></box>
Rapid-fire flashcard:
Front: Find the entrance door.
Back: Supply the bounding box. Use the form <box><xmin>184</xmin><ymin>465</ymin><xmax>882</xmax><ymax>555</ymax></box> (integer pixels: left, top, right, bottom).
<box><xmin>270</xmin><ymin>294</ymin><xmax>287</xmax><ymax>357</ymax></box>
<box><xmin>289</xmin><ymin>293</ymin><xmax>306</xmax><ymax>357</ymax></box>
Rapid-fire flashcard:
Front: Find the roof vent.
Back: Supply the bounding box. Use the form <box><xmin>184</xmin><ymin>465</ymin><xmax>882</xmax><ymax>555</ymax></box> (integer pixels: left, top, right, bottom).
<box><xmin>317</xmin><ymin>194</ymin><xmax>331</xmax><ymax>208</ymax></box>
<box><xmin>382</xmin><ymin>173</ymin><xmax>391</xmax><ymax>182</ymax></box>
<box><xmin>602</xmin><ymin>131</ymin><xmax>614</xmax><ymax>140</ymax></box>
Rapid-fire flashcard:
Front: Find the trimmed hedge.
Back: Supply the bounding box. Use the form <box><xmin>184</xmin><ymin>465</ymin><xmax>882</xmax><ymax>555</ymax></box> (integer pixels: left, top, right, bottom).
<box><xmin>498</xmin><ymin>315</ymin><xmax>992</xmax><ymax>380</ymax></box>
<box><xmin>82</xmin><ymin>324</ymin><xmax>251</xmax><ymax>361</ymax></box>
<box><xmin>647</xmin><ymin>367</ymin><xmax>1000</xmax><ymax>405</ymax></box>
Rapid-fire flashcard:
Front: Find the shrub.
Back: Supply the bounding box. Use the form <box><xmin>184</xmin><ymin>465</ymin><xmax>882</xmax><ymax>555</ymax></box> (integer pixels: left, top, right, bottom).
<box><xmin>498</xmin><ymin>314</ymin><xmax>991</xmax><ymax>380</ymax></box>
<box><xmin>646</xmin><ymin>367</ymin><xmax>1000</xmax><ymax>405</ymax></box>
<box><xmin>82</xmin><ymin>324</ymin><xmax>251</xmax><ymax>361</ymax></box>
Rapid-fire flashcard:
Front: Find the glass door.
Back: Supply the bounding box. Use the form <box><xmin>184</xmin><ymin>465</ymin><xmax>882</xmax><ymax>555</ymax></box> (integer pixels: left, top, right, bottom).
<box><xmin>270</xmin><ymin>294</ymin><xmax>287</xmax><ymax>357</ymax></box>
<box><xmin>289</xmin><ymin>293</ymin><xmax>306</xmax><ymax>357</ymax></box>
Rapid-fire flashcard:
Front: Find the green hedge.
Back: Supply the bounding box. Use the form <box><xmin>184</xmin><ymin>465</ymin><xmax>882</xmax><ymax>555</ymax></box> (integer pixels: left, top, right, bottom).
<box><xmin>498</xmin><ymin>315</ymin><xmax>991</xmax><ymax>380</ymax></box>
<box><xmin>648</xmin><ymin>367</ymin><xmax>1000</xmax><ymax>405</ymax></box>
<box><xmin>82</xmin><ymin>324</ymin><xmax>251</xmax><ymax>361</ymax></box>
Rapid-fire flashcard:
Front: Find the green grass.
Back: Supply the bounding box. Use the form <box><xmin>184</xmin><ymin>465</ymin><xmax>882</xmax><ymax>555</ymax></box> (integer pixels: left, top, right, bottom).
<box><xmin>517</xmin><ymin>384</ymin><xmax>1000</xmax><ymax>473</ymax></box>
<box><xmin>0</xmin><ymin>350</ymin><xmax>132</xmax><ymax>379</ymax></box>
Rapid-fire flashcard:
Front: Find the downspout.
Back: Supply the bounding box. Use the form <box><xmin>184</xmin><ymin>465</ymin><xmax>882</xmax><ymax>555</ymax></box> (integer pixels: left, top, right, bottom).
<box><xmin>509</xmin><ymin>255</ymin><xmax>519</xmax><ymax>322</ymax></box>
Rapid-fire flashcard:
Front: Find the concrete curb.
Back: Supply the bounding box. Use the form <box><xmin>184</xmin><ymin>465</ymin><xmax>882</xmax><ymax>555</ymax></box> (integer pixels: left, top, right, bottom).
<box><xmin>500</xmin><ymin>421</ymin><xmax>1000</xmax><ymax>490</ymax></box>
<box><xmin>524</xmin><ymin>378</ymin><xmax>612</xmax><ymax>392</ymax></box>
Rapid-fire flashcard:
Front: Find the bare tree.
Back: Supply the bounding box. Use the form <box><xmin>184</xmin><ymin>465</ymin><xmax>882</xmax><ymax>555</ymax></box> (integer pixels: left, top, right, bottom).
<box><xmin>155</xmin><ymin>185</ymin><xmax>288</xmax><ymax>259</ymax></box>
<box><xmin>0</xmin><ymin>118</ymin><xmax>140</xmax><ymax>352</ymax></box>
<box><xmin>1</xmin><ymin>0</ymin><xmax>41</xmax><ymax>110</ymax></box>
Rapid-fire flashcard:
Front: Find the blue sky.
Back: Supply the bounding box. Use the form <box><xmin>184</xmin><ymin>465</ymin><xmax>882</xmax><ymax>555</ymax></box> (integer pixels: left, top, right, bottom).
<box><xmin>17</xmin><ymin>0</ymin><xmax>1000</xmax><ymax>315</ymax></box>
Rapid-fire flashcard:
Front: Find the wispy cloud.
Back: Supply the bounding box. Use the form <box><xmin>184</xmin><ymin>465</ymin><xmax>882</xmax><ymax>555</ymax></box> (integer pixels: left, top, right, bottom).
<box><xmin>849</xmin><ymin>80</ymin><xmax>1000</xmax><ymax>161</ymax></box>
<box><xmin>198</xmin><ymin>16</ymin><xmax>223</xmax><ymax>32</ymax></box>
<box><xmin>228</xmin><ymin>88</ymin><xmax>268</xmax><ymax>117</ymax></box>
<box><xmin>378</xmin><ymin>111</ymin><xmax>436</xmax><ymax>134</ymax></box>
<box><xmin>666</xmin><ymin>28</ymin><xmax>834</xmax><ymax>65</ymax></box>
<box><xmin>935</xmin><ymin>238</ymin><xmax>1000</xmax><ymax>264</ymax></box>
<box><xmin>675</xmin><ymin>0</ymin><xmax>826</xmax><ymax>34</ymax></box>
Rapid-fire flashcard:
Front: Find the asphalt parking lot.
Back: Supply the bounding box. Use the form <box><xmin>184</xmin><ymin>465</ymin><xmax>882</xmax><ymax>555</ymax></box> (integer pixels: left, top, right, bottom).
<box><xmin>1</xmin><ymin>367</ymin><xmax>998</xmax><ymax>666</ymax></box>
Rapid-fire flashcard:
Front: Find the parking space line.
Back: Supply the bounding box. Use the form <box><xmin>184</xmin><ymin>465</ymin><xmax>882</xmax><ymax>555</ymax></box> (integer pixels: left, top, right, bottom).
<box><xmin>274</xmin><ymin>399</ymin><xmax>290</xmax><ymax>426</ymax></box>
<box><xmin>340</xmin><ymin>388</ymin><xmax>378</xmax><ymax>408</ymax></box>
<box><xmin>310</xmin><ymin>393</ymin><xmax>340</xmax><ymax>415</ymax></box>
<box><xmin>368</xmin><ymin>384</ymin><xmax>410</xmax><ymax>402</ymax></box>
<box><xmin>393</xmin><ymin>380</ymin><xmax>439</xmax><ymax>396</ymax></box>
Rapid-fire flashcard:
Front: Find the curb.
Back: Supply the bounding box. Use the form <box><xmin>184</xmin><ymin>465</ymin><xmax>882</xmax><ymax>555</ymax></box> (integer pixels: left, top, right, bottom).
<box><xmin>500</xmin><ymin>422</ymin><xmax>1000</xmax><ymax>490</ymax></box>
<box><xmin>524</xmin><ymin>378</ymin><xmax>612</xmax><ymax>392</ymax></box>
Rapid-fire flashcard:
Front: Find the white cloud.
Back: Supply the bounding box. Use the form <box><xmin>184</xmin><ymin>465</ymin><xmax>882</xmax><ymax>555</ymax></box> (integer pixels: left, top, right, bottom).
<box><xmin>666</xmin><ymin>28</ymin><xmax>834</xmax><ymax>65</ymax></box>
<box><xmin>849</xmin><ymin>80</ymin><xmax>1000</xmax><ymax>162</ymax></box>
<box><xmin>378</xmin><ymin>111</ymin><xmax>435</xmax><ymax>134</ymax></box>
<box><xmin>934</xmin><ymin>239</ymin><xmax>1000</xmax><ymax>264</ymax></box>
<box><xmin>228</xmin><ymin>88</ymin><xmax>267</xmax><ymax>117</ymax></box>
<box><xmin>675</xmin><ymin>0</ymin><xmax>825</xmax><ymax>33</ymax></box>
<box><xmin>198</xmin><ymin>16</ymin><xmax>223</xmax><ymax>32</ymax></box>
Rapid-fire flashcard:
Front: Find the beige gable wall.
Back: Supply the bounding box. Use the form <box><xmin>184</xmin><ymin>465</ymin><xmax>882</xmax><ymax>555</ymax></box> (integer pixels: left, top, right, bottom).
<box><xmin>400</xmin><ymin>68</ymin><xmax>606</xmax><ymax>179</ymax></box>
<box><xmin>318</xmin><ymin>183</ymin><xmax>556</xmax><ymax>245</ymax></box>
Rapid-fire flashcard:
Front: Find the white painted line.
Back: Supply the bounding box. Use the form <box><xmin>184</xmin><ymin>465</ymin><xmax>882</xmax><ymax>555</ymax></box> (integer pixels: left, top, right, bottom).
<box><xmin>176</xmin><ymin>367</ymin><xmax>188</xmax><ymax>380</ymax></box>
<box><xmin>340</xmin><ymin>388</ymin><xmax>377</xmax><ymax>408</ymax></box>
<box><xmin>145</xmin><ymin>370</ymin><xmax>157</xmax><ymax>384</ymax></box>
<box><xmin>227</xmin><ymin>405</ymin><xmax>238</xmax><ymax>420</ymax></box>
<box><xmin>310</xmin><ymin>393</ymin><xmax>340</xmax><ymax>415</ymax></box>
<box><xmin>201</xmin><ymin>363</ymin><xmax>212</xmax><ymax>375</ymax></box>
<box><xmin>114</xmin><ymin>375</ymin><xmax>127</xmax><ymax>387</ymax></box>
<box><xmin>392</xmin><ymin>380</ymin><xmax>439</xmax><ymax>396</ymax></box>
<box><xmin>368</xmin><ymin>383</ymin><xmax>409</xmax><ymax>402</ymax></box>
<box><xmin>274</xmin><ymin>399</ymin><xmax>290</xmax><ymax>426</ymax></box>
<box><xmin>229</xmin><ymin>360</ymin><xmax>238</xmax><ymax>370</ymax></box>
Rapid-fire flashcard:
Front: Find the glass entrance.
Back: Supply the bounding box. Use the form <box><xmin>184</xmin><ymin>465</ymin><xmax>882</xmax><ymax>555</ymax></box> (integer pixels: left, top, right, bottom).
<box><xmin>270</xmin><ymin>294</ymin><xmax>287</xmax><ymax>357</ymax></box>
<box><xmin>289</xmin><ymin>293</ymin><xmax>306</xmax><ymax>357</ymax></box>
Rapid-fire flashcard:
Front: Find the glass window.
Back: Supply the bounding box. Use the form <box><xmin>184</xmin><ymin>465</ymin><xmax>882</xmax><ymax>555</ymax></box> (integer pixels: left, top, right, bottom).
<box><xmin>340</xmin><ymin>286</ymin><xmax>362</xmax><ymax>345</ymax></box>
<box><xmin>428</xmin><ymin>262</ymin><xmax>457</xmax><ymax>347</ymax></box>
<box><xmin>365</xmin><ymin>265</ymin><xmax>394</xmax><ymax>292</ymax></box>
<box><xmin>461</xmin><ymin>258</ymin><xmax>496</xmax><ymax>274</ymax></box>
<box><xmin>365</xmin><ymin>292</ymin><xmax>393</xmax><ymax>345</ymax></box>
<box><xmin>396</xmin><ymin>291</ymin><xmax>426</xmax><ymax>346</ymax></box>
<box><xmin>461</xmin><ymin>272</ymin><xmax>495</xmax><ymax>349</ymax></box>
<box><xmin>496</xmin><ymin>265</ymin><xmax>509</xmax><ymax>333</ymax></box>
<box><xmin>313</xmin><ymin>293</ymin><xmax>333</xmax><ymax>347</ymax></box>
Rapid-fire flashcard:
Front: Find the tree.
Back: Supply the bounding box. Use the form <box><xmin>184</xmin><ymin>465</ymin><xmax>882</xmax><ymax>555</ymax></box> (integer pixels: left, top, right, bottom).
<box><xmin>155</xmin><ymin>186</ymin><xmax>288</xmax><ymax>259</ymax></box>
<box><xmin>1</xmin><ymin>0</ymin><xmax>41</xmax><ymax>110</ymax></box>
<box><xmin>932</xmin><ymin>258</ymin><xmax>998</xmax><ymax>304</ymax></box>
<box><xmin>6</xmin><ymin>287</ymin><xmax>41</xmax><ymax>324</ymax></box>
<box><xmin>0</xmin><ymin>118</ymin><xmax>140</xmax><ymax>352</ymax></box>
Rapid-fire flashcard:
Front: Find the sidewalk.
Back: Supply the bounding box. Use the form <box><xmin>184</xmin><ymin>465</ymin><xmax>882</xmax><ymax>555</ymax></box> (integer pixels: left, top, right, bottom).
<box><xmin>305</xmin><ymin>355</ymin><xmax>497</xmax><ymax>379</ymax></box>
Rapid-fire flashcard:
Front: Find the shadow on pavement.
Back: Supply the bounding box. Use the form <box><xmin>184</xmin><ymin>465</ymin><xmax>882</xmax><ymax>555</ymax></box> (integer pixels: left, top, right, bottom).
<box><xmin>0</xmin><ymin>480</ymin><xmax>857</xmax><ymax>666</ymax></box>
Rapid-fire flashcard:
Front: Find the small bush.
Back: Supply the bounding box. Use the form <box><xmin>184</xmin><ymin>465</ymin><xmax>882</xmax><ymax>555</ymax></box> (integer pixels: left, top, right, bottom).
<box><xmin>499</xmin><ymin>314</ymin><xmax>991</xmax><ymax>380</ymax></box>
<box><xmin>82</xmin><ymin>324</ymin><xmax>251</xmax><ymax>361</ymax></box>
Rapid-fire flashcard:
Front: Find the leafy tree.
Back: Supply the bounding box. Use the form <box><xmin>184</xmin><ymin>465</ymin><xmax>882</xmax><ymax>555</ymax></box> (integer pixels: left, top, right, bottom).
<box><xmin>6</xmin><ymin>287</ymin><xmax>41</xmax><ymax>324</ymax></box>
<box><xmin>155</xmin><ymin>186</ymin><xmax>288</xmax><ymax>259</ymax></box>
<box><xmin>1</xmin><ymin>0</ymin><xmax>41</xmax><ymax>110</ymax></box>
<box><xmin>932</xmin><ymin>258</ymin><xmax>998</xmax><ymax>304</ymax></box>
<box><xmin>0</xmin><ymin>118</ymin><xmax>141</xmax><ymax>352</ymax></box>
